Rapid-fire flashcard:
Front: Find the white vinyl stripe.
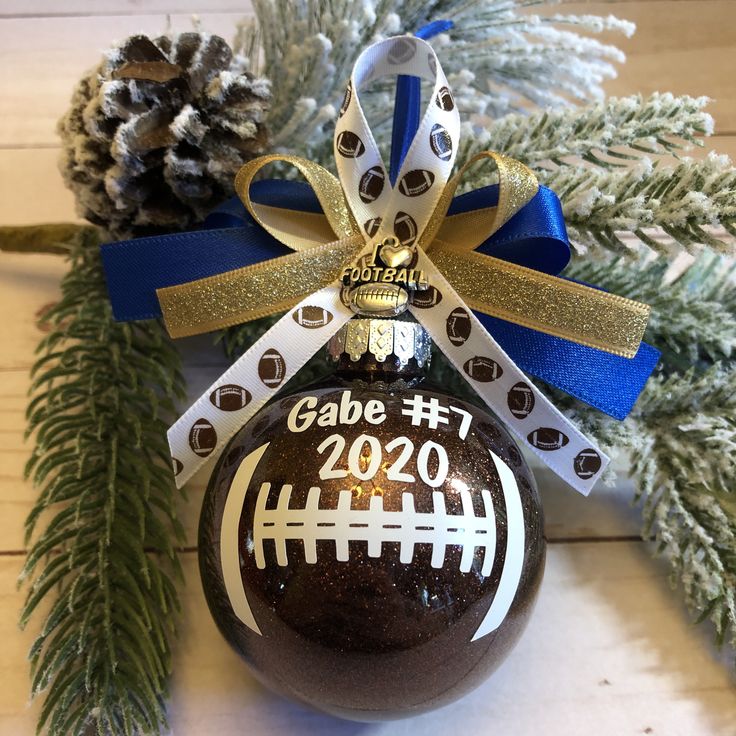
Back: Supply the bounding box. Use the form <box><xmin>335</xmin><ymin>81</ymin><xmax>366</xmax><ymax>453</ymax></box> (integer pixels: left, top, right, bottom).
<box><xmin>472</xmin><ymin>450</ymin><xmax>526</xmax><ymax>641</ymax></box>
<box><xmin>220</xmin><ymin>442</ymin><xmax>269</xmax><ymax>636</ymax></box>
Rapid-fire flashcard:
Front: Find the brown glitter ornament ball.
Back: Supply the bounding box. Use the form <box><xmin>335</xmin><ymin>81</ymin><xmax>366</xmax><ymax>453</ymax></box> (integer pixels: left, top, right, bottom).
<box><xmin>199</xmin><ymin>320</ymin><xmax>545</xmax><ymax>721</ymax></box>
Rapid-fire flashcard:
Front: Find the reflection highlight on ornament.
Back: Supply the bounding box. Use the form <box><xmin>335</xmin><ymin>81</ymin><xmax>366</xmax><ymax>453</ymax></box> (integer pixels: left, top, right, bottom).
<box><xmin>450</xmin><ymin>477</ymin><xmax>470</xmax><ymax>494</ymax></box>
<box><xmin>350</xmin><ymin>482</ymin><xmax>385</xmax><ymax>499</ymax></box>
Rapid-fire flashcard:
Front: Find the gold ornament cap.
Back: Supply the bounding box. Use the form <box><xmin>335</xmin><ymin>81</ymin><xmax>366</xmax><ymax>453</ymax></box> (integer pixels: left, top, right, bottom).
<box><xmin>328</xmin><ymin>319</ymin><xmax>431</xmax><ymax>368</ymax></box>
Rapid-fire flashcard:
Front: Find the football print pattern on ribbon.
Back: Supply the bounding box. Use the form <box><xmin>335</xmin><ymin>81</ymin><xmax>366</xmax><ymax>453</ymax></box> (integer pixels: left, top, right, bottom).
<box><xmin>436</xmin><ymin>86</ymin><xmax>455</xmax><ymax>111</ymax></box>
<box><xmin>394</xmin><ymin>211</ymin><xmax>418</xmax><ymax>246</ymax></box>
<box><xmin>334</xmin><ymin>35</ymin><xmax>461</xmax><ymax>245</ymax></box>
<box><xmin>335</xmin><ymin>131</ymin><xmax>365</xmax><ymax>158</ymax></box>
<box><xmin>430</xmin><ymin>124</ymin><xmax>453</xmax><ymax>161</ymax></box>
<box><xmin>507</xmin><ymin>382</ymin><xmax>535</xmax><ymax>419</ymax></box>
<box><xmin>209</xmin><ymin>384</ymin><xmax>252</xmax><ymax>412</ymax></box>
<box><xmin>292</xmin><ymin>305</ymin><xmax>334</xmax><ymax>329</ymax></box>
<box><xmin>168</xmin><ymin>286</ymin><xmax>353</xmax><ymax>487</ymax></box>
<box><xmin>409</xmin><ymin>249</ymin><xmax>608</xmax><ymax>495</ymax></box>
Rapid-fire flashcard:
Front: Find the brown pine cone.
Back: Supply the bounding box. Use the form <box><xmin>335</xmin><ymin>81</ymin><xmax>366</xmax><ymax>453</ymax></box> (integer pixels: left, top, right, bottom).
<box><xmin>58</xmin><ymin>32</ymin><xmax>271</xmax><ymax>239</ymax></box>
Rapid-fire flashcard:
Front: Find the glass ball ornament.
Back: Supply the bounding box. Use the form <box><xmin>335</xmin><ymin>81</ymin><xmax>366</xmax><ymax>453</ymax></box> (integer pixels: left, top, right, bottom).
<box><xmin>199</xmin><ymin>319</ymin><xmax>545</xmax><ymax>720</ymax></box>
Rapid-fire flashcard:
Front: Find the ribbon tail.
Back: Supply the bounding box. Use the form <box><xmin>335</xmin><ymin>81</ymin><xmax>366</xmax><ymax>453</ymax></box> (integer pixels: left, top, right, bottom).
<box><xmin>410</xmin><ymin>249</ymin><xmax>610</xmax><ymax>496</ymax></box>
<box><xmin>168</xmin><ymin>284</ymin><xmax>353</xmax><ymax>488</ymax></box>
<box><xmin>474</xmin><ymin>313</ymin><xmax>660</xmax><ymax>420</ymax></box>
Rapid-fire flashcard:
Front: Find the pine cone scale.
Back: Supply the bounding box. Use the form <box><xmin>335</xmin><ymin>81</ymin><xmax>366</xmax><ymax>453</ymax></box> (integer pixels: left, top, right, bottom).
<box><xmin>112</xmin><ymin>60</ymin><xmax>185</xmax><ymax>84</ymax></box>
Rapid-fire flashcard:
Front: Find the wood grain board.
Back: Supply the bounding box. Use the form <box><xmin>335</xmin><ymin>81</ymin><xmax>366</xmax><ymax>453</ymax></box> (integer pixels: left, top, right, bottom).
<box><xmin>1</xmin><ymin>1</ymin><xmax>735</xmax><ymax>735</ymax></box>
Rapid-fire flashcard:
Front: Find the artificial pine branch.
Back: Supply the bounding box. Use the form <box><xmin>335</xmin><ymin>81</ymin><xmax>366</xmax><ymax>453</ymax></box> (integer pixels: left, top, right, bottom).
<box><xmin>457</xmin><ymin>96</ymin><xmax>735</xmax><ymax>259</ymax></box>
<box><xmin>234</xmin><ymin>0</ymin><xmax>631</xmax><ymax>158</ymax></box>
<box><xmin>543</xmin><ymin>153</ymin><xmax>736</xmax><ymax>257</ymax></box>
<box><xmin>20</xmin><ymin>228</ymin><xmax>187</xmax><ymax>736</ymax></box>
<box><xmin>560</xmin><ymin>366</ymin><xmax>736</xmax><ymax>657</ymax></box>
<box><xmin>542</xmin><ymin>250</ymin><xmax>736</xmax><ymax>660</ymax></box>
<box><xmin>461</xmin><ymin>93</ymin><xmax>713</xmax><ymax>169</ymax></box>
<box><xmin>635</xmin><ymin>373</ymin><xmax>736</xmax><ymax>650</ymax></box>
<box><xmin>441</xmin><ymin>9</ymin><xmax>633</xmax><ymax>114</ymax></box>
<box><xmin>0</xmin><ymin>224</ymin><xmax>96</xmax><ymax>255</ymax></box>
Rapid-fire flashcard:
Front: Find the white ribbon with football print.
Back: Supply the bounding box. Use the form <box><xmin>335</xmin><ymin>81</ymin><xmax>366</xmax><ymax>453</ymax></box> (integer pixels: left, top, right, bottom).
<box><xmin>166</xmin><ymin>34</ymin><xmax>609</xmax><ymax>494</ymax></box>
<box><xmin>409</xmin><ymin>249</ymin><xmax>608</xmax><ymax>495</ymax></box>
<box><xmin>334</xmin><ymin>35</ymin><xmax>461</xmax><ymax>245</ymax></box>
<box><xmin>169</xmin><ymin>286</ymin><xmax>353</xmax><ymax>487</ymax></box>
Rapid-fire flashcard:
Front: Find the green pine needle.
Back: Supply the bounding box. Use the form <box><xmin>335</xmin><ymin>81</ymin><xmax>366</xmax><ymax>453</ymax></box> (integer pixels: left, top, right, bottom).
<box><xmin>20</xmin><ymin>228</ymin><xmax>187</xmax><ymax>736</ymax></box>
<box><xmin>464</xmin><ymin>93</ymin><xmax>714</xmax><ymax>170</ymax></box>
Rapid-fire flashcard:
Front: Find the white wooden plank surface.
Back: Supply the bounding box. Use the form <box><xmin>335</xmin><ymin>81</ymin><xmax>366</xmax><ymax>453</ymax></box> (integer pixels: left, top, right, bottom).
<box><xmin>0</xmin><ymin>1</ymin><xmax>249</xmax><ymax>17</ymax></box>
<box><xmin>0</xmin><ymin>12</ymin><xmax>247</xmax><ymax>148</ymax></box>
<box><xmin>0</xmin><ymin>0</ymin><xmax>689</xmax><ymax>18</ymax></box>
<box><xmin>564</xmin><ymin>1</ymin><xmax>736</xmax><ymax>132</ymax></box>
<box><xmin>1</xmin><ymin>1</ymin><xmax>735</xmax><ymax>734</ymax></box>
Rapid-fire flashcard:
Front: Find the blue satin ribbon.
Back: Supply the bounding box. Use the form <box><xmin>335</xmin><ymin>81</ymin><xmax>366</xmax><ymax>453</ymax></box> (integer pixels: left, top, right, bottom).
<box><xmin>102</xmin><ymin>180</ymin><xmax>568</xmax><ymax>320</ymax></box>
<box><xmin>100</xmin><ymin>19</ymin><xmax>658</xmax><ymax>420</ymax></box>
<box><xmin>101</xmin><ymin>179</ymin><xmax>657</xmax><ymax>419</ymax></box>
<box><xmin>390</xmin><ymin>20</ymin><xmax>454</xmax><ymax>183</ymax></box>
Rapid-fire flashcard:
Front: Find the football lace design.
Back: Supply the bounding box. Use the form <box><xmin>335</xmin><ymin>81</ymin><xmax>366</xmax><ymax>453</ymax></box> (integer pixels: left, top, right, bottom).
<box><xmin>221</xmin><ymin>445</ymin><xmax>525</xmax><ymax>641</ymax></box>
<box><xmin>253</xmin><ymin>484</ymin><xmax>497</xmax><ymax>575</ymax></box>
<box><xmin>354</xmin><ymin>286</ymin><xmax>402</xmax><ymax>304</ymax></box>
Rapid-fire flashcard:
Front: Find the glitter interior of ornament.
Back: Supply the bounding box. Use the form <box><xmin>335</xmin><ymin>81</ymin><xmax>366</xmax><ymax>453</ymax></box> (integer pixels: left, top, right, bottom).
<box><xmin>199</xmin><ymin>317</ymin><xmax>546</xmax><ymax>720</ymax></box>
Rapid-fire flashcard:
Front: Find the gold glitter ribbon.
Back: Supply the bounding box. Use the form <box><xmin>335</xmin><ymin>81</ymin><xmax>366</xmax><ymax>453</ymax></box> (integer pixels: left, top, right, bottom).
<box><xmin>157</xmin><ymin>153</ymin><xmax>650</xmax><ymax>357</ymax></box>
<box><xmin>157</xmin><ymin>235</ymin><xmax>363</xmax><ymax>335</ymax></box>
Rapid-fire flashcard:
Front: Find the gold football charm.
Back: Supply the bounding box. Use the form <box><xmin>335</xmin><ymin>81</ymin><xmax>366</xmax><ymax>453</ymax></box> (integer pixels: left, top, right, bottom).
<box><xmin>341</xmin><ymin>236</ymin><xmax>428</xmax><ymax>316</ymax></box>
<box><xmin>348</xmin><ymin>282</ymin><xmax>409</xmax><ymax>317</ymax></box>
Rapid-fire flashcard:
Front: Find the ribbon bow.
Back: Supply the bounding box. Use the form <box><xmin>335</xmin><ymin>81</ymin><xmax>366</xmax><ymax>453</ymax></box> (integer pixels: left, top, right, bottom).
<box><xmin>101</xmin><ymin>35</ymin><xmax>658</xmax><ymax>494</ymax></box>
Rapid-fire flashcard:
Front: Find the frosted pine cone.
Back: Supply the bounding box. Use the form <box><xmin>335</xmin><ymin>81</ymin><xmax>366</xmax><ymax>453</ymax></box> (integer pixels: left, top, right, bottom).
<box><xmin>58</xmin><ymin>32</ymin><xmax>270</xmax><ymax>238</ymax></box>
